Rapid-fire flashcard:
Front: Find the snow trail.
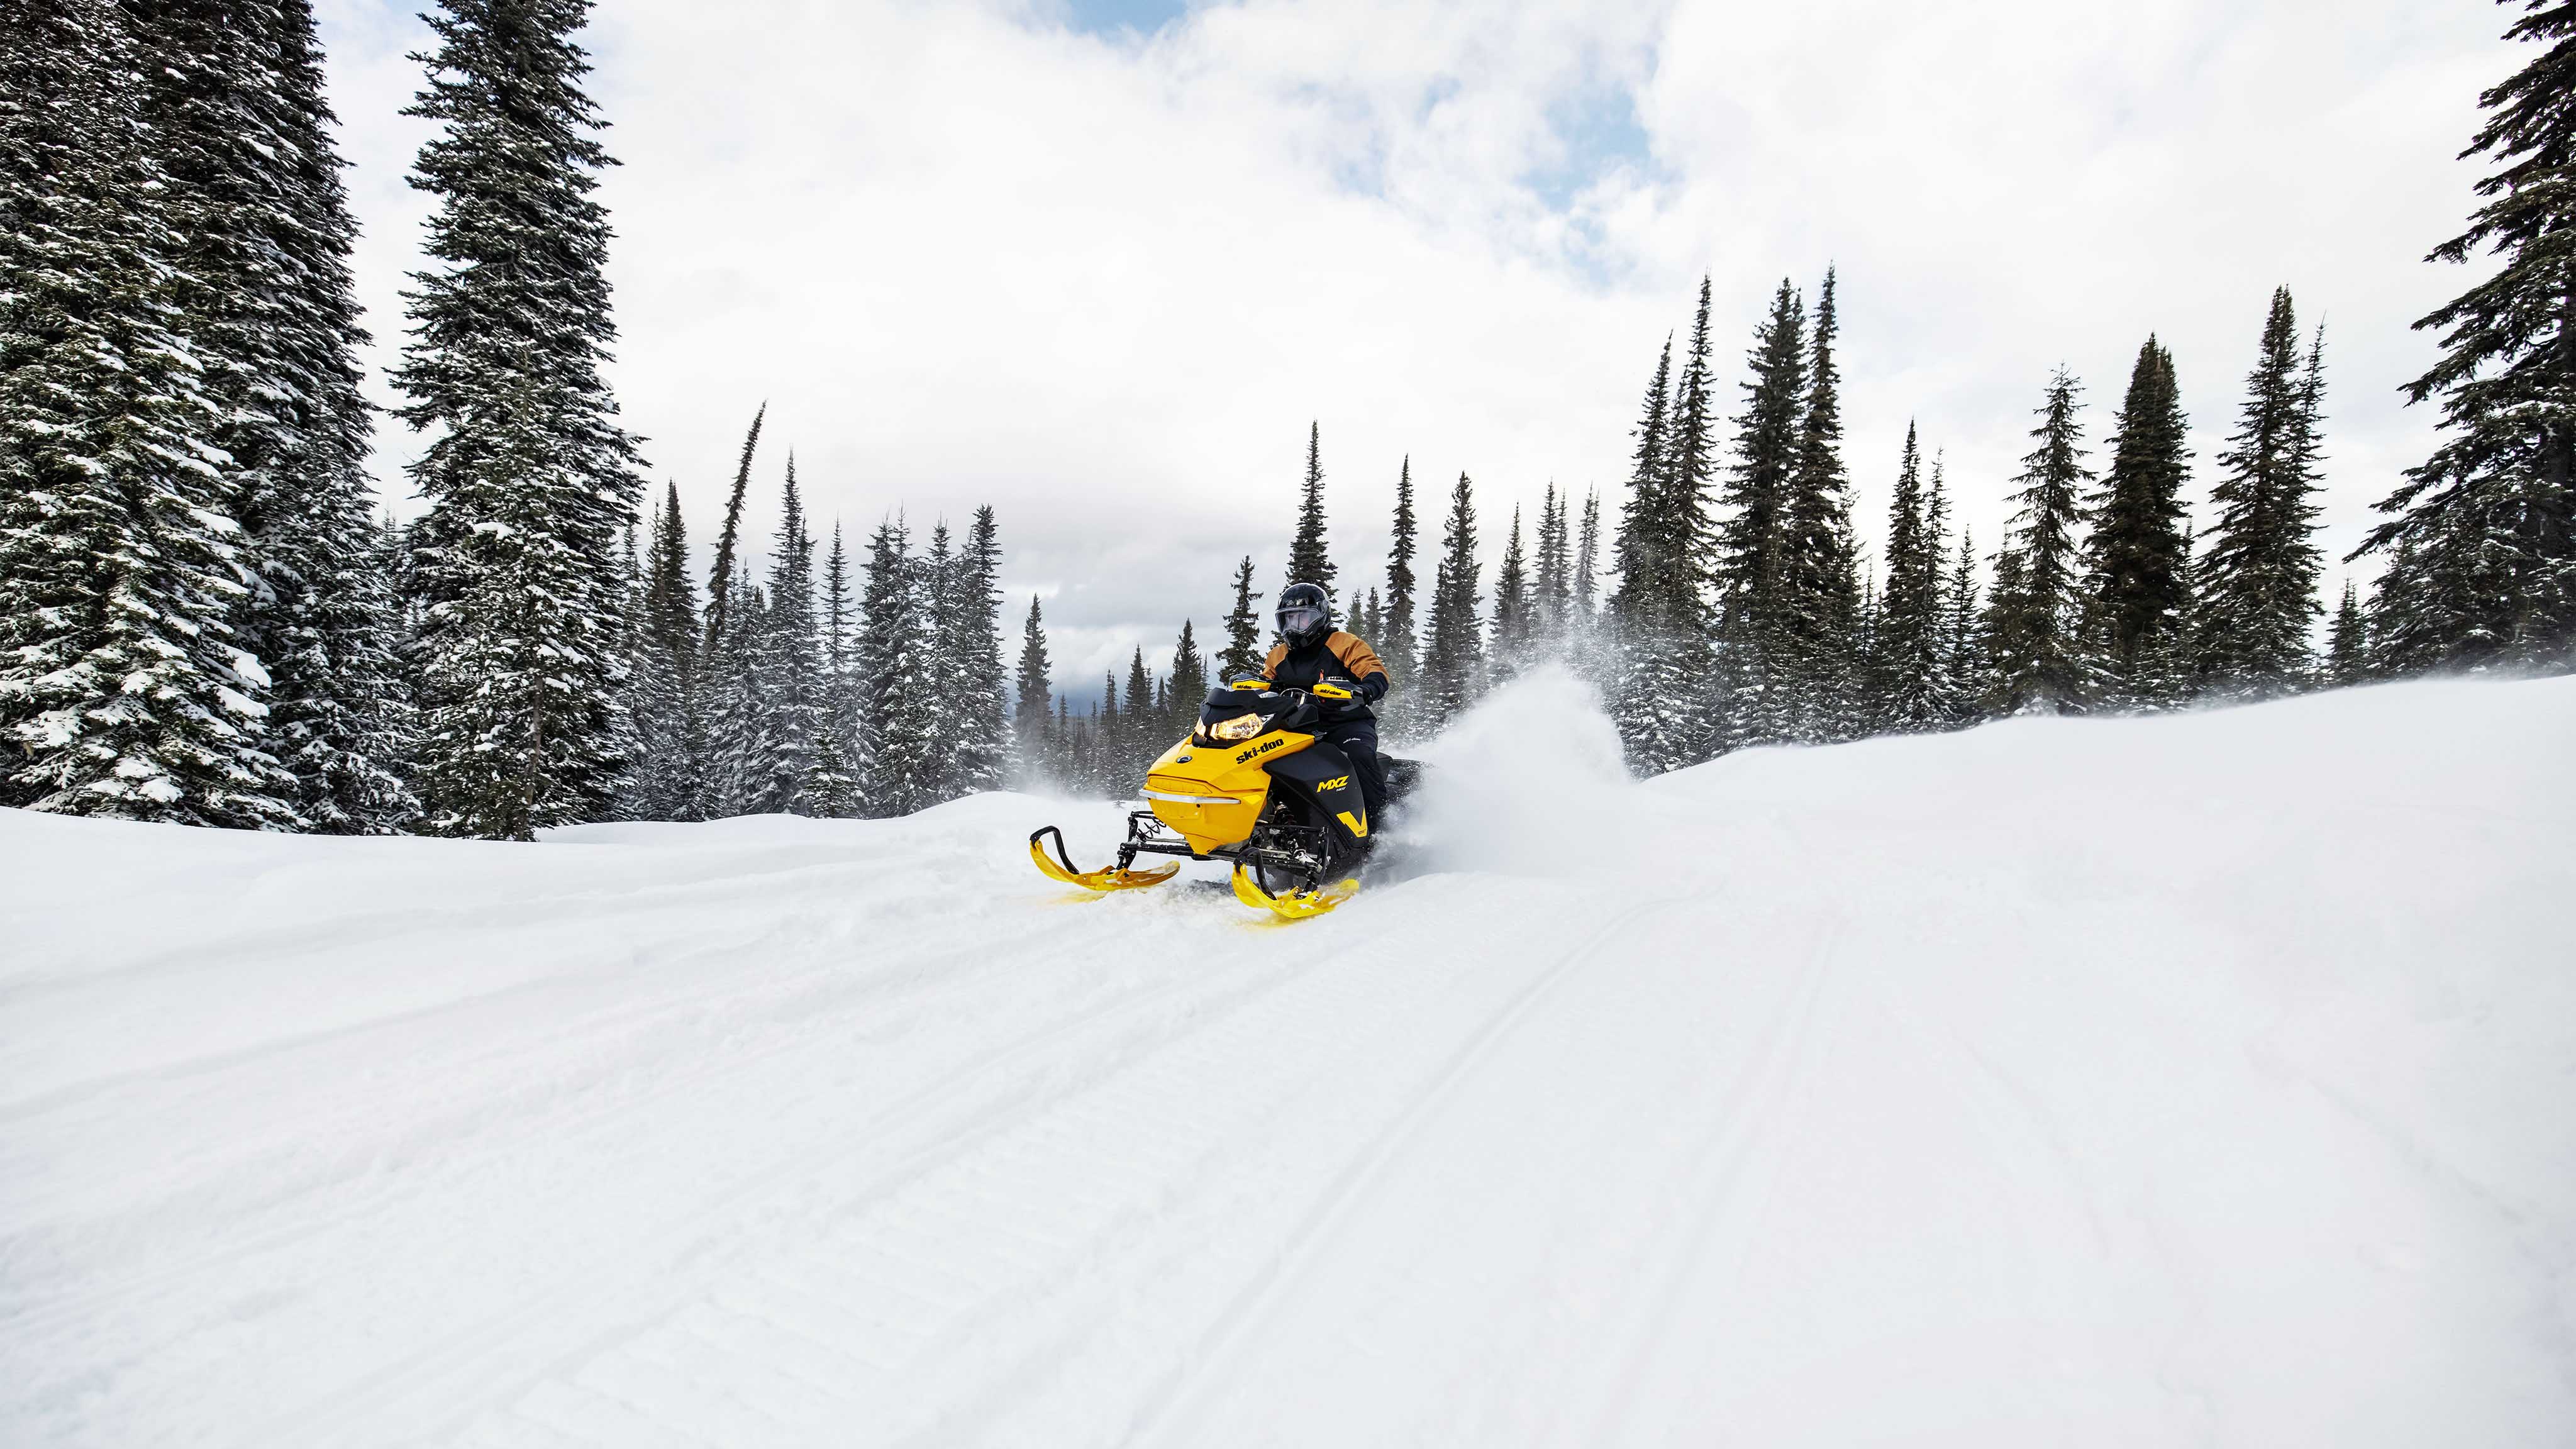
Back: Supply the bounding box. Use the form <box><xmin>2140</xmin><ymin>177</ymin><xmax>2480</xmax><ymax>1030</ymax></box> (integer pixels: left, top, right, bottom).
<box><xmin>3</xmin><ymin>676</ymin><xmax>2573</xmax><ymax>1446</ymax></box>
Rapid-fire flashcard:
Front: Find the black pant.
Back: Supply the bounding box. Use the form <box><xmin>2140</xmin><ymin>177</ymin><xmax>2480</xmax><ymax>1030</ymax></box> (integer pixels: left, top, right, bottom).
<box><xmin>1319</xmin><ymin>719</ymin><xmax>1386</xmax><ymax>823</ymax></box>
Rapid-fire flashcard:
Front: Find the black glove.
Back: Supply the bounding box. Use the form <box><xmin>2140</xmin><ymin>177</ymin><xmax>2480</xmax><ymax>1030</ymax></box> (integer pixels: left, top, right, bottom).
<box><xmin>1356</xmin><ymin>674</ymin><xmax>1387</xmax><ymax>705</ymax></box>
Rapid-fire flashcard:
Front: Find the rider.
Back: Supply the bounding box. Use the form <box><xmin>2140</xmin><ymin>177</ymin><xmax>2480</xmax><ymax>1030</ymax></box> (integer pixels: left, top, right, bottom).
<box><xmin>1262</xmin><ymin>581</ymin><xmax>1391</xmax><ymax>824</ymax></box>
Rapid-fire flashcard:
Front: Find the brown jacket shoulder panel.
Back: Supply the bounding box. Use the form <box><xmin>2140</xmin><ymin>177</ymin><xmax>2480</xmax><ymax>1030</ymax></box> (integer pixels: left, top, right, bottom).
<box><xmin>1328</xmin><ymin>631</ymin><xmax>1387</xmax><ymax>681</ymax></box>
<box><xmin>1262</xmin><ymin>641</ymin><xmax>1288</xmax><ymax>677</ymax></box>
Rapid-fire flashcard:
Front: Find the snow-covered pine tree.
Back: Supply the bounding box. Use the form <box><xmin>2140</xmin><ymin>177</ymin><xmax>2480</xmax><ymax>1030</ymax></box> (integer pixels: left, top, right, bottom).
<box><xmin>1714</xmin><ymin>280</ymin><xmax>1811</xmax><ymax>747</ymax></box>
<box><xmin>1774</xmin><ymin>268</ymin><xmax>1860</xmax><ymax>742</ymax></box>
<box><xmin>1013</xmin><ymin>596</ymin><xmax>1053</xmax><ymax>787</ymax></box>
<box><xmin>855</xmin><ymin>518</ymin><xmax>934</xmax><ymax>816</ymax></box>
<box><xmin>1417</xmin><ymin>472</ymin><xmax>1485</xmax><ymax>729</ymax></box>
<box><xmin>945</xmin><ymin>506</ymin><xmax>1009</xmax><ymax>796</ymax></box>
<box><xmin>1606</xmin><ymin>335</ymin><xmax>1690</xmax><ymax>770</ymax></box>
<box><xmin>702</xmin><ymin>406</ymin><xmax>763</xmax><ymax>655</ymax></box>
<box><xmin>813</xmin><ymin>522</ymin><xmax>858</xmax><ymax>814</ymax></box>
<box><xmin>758</xmin><ymin>458</ymin><xmax>818</xmax><ymax>813</ymax></box>
<box><xmin>1121</xmin><ymin>647</ymin><xmax>1155</xmax><ymax>777</ymax></box>
<box><xmin>396</xmin><ymin>0</ymin><xmax>644</xmax><ymax>838</ymax></box>
<box><xmin>1943</xmin><ymin>526</ymin><xmax>1988</xmax><ymax>721</ymax></box>
<box><xmin>1093</xmin><ymin>671</ymin><xmax>1119</xmax><ymax>794</ymax></box>
<box><xmin>1490</xmin><ymin>504</ymin><xmax>1532</xmax><ymax>672</ymax></box>
<box><xmin>802</xmin><ymin>722</ymin><xmax>858</xmax><ymax>817</ymax></box>
<box><xmin>1167</xmin><ymin>619</ymin><xmax>1207</xmax><ymax>738</ymax></box>
<box><xmin>2083</xmin><ymin>336</ymin><xmax>2195</xmax><ymax>709</ymax></box>
<box><xmin>622</xmin><ymin>482</ymin><xmax>702</xmax><ymax>819</ymax></box>
<box><xmin>1357</xmin><ymin>591</ymin><xmax>1382</xmax><ymax>653</ymax></box>
<box><xmin>909</xmin><ymin>521</ymin><xmax>965</xmax><ymax>804</ymax></box>
<box><xmin>1533</xmin><ymin>483</ymin><xmax>1570</xmax><ymax>642</ymax></box>
<box><xmin>1872</xmin><ymin>423</ymin><xmax>1948</xmax><ymax>732</ymax></box>
<box><xmin>2327</xmin><ymin>580</ymin><xmax>2370</xmax><ymax>687</ymax></box>
<box><xmin>130</xmin><ymin>0</ymin><xmax>418</xmax><ymax>833</ymax></box>
<box><xmin>1380</xmin><ymin>455</ymin><xmax>1421</xmax><ymax>697</ymax></box>
<box><xmin>2357</xmin><ymin>4</ymin><xmax>2575</xmax><ymax>674</ymax></box>
<box><xmin>0</xmin><ymin>0</ymin><xmax>301</xmax><ymax>826</ymax></box>
<box><xmin>1216</xmin><ymin>556</ymin><xmax>1265</xmax><ymax>682</ymax></box>
<box><xmin>1284</xmin><ymin>421</ymin><xmax>1336</xmax><ymax>601</ymax></box>
<box><xmin>701</xmin><ymin>564</ymin><xmax>772</xmax><ymax>817</ymax></box>
<box><xmin>2196</xmin><ymin>290</ymin><xmax>2328</xmax><ymax>699</ymax></box>
<box><xmin>1991</xmin><ymin>369</ymin><xmax>2098</xmax><ymax>715</ymax></box>
<box><xmin>1718</xmin><ymin>281</ymin><xmax>1807</xmax><ymax>634</ymax></box>
<box><xmin>1573</xmin><ymin>487</ymin><xmax>1601</xmax><ymax>626</ymax></box>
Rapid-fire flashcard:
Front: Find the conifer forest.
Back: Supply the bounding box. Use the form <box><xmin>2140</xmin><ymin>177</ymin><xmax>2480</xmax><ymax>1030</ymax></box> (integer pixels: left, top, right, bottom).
<box><xmin>4</xmin><ymin>0</ymin><xmax>2571</xmax><ymax>839</ymax></box>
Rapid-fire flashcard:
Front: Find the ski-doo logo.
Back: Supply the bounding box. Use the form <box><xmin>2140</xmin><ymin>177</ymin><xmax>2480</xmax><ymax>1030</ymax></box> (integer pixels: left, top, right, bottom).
<box><xmin>1234</xmin><ymin>736</ymin><xmax>1287</xmax><ymax>764</ymax></box>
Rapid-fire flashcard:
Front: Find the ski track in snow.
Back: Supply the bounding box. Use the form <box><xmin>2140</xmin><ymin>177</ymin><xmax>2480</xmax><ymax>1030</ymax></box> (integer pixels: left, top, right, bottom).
<box><xmin>3</xmin><ymin>672</ymin><xmax>2574</xmax><ymax>1447</ymax></box>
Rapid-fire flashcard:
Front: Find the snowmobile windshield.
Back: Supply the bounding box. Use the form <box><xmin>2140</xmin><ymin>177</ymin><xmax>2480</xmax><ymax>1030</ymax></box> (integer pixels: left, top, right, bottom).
<box><xmin>1277</xmin><ymin>605</ymin><xmax>1326</xmax><ymax>638</ymax></box>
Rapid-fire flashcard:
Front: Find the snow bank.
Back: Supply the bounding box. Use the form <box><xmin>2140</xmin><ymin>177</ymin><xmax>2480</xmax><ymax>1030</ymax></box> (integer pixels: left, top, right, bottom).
<box><xmin>3</xmin><ymin>677</ymin><xmax>2571</xmax><ymax>1447</ymax></box>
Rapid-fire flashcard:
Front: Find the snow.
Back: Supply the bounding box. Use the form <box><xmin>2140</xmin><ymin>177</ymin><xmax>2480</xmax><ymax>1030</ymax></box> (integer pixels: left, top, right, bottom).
<box><xmin>4</xmin><ymin>671</ymin><xmax>2572</xmax><ymax>1447</ymax></box>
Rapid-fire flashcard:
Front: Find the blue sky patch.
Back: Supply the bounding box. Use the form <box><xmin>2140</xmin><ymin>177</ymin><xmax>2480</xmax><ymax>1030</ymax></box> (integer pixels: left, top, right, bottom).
<box><xmin>1060</xmin><ymin>0</ymin><xmax>1194</xmax><ymax>40</ymax></box>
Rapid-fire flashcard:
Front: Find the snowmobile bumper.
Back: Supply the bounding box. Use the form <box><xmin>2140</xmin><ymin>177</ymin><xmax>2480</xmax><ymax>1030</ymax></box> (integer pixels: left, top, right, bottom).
<box><xmin>1230</xmin><ymin>863</ymin><xmax>1359</xmax><ymax>921</ymax></box>
<box><xmin>1029</xmin><ymin>826</ymin><xmax>1179</xmax><ymax>892</ymax></box>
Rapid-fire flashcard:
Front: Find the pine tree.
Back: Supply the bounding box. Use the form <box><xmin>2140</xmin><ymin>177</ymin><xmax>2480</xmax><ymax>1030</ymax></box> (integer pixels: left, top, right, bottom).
<box><xmin>802</xmin><ymin>722</ymin><xmax>858</xmax><ymax>818</ymax></box>
<box><xmin>856</xmin><ymin>518</ymin><xmax>935</xmax><ymax>816</ymax></box>
<box><xmin>2327</xmin><ymin>580</ymin><xmax>2370</xmax><ymax>687</ymax></box>
<box><xmin>623</xmin><ymin>482</ymin><xmax>704</xmax><ymax>819</ymax></box>
<box><xmin>1216</xmin><ymin>555</ymin><xmax>1266</xmax><ymax>681</ymax></box>
<box><xmin>1418</xmin><ymin>472</ymin><xmax>1485</xmax><ymax>728</ymax></box>
<box><xmin>1943</xmin><ymin>526</ymin><xmax>1987</xmax><ymax>721</ymax></box>
<box><xmin>1381</xmin><ymin>455</ymin><xmax>1421</xmax><ymax>689</ymax></box>
<box><xmin>1610</xmin><ymin>337</ymin><xmax>1676</xmax><ymax>622</ymax></box>
<box><xmin>1014</xmin><ymin>595</ymin><xmax>1053</xmax><ymax>786</ymax></box>
<box><xmin>2083</xmin><ymin>336</ymin><xmax>2195</xmax><ymax>706</ymax></box>
<box><xmin>1284</xmin><ymin>419</ymin><xmax>1336</xmax><ymax>600</ymax></box>
<box><xmin>1167</xmin><ymin>619</ymin><xmax>1208</xmax><ymax>738</ymax></box>
<box><xmin>1094</xmin><ymin>671</ymin><xmax>1119</xmax><ymax>793</ymax></box>
<box><xmin>2197</xmin><ymin>295</ymin><xmax>2328</xmax><ymax>698</ymax></box>
<box><xmin>914</xmin><ymin>521</ymin><xmax>963</xmax><ymax>802</ymax></box>
<box><xmin>1534</xmin><ymin>484</ymin><xmax>1572</xmax><ymax>640</ymax></box>
<box><xmin>702</xmin><ymin>406</ymin><xmax>763</xmax><ymax>653</ymax></box>
<box><xmin>750</xmin><ymin>457</ymin><xmax>817</xmax><ymax>813</ymax></box>
<box><xmin>1491</xmin><ymin>505</ymin><xmax>1533</xmax><ymax>670</ymax></box>
<box><xmin>815</xmin><ymin>522</ymin><xmax>858</xmax><ymax>813</ymax></box>
<box><xmin>1123</xmin><ymin>647</ymin><xmax>1157</xmax><ymax>774</ymax></box>
<box><xmin>1872</xmin><ymin>423</ymin><xmax>1948</xmax><ymax>732</ymax></box>
<box><xmin>1607</xmin><ymin>329</ymin><xmax>1703</xmax><ymax>771</ymax></box>
<box><xmin>1573</xmin><ymin>487</ymin><xmax>1601</xmax><ymax>624</ymax></box>
<box><xmin>1718</xmin><ymin>280</ymin><xmax>1809</xmax><ymax>630</ymax></box>
<box><xmin>130</xmin><ymin>0</ymin><xmax>417</xmax><ymax>832</ymax></box>
<box><xmin>395</xmin><ymin>0</ymin><xmax>643</xmax><ymax>838</ymax></box>
<box><xmin>1357</xmin><ymin>590</ymin><xmax>1382</xmax><ymax>651</ymax></box>
<box><xmin>0</xmin><ymin>0</ymin><xmax>301</xmax><ymax>826</ymax></box>
<box><xmin>1991</xmin><ymin>369</ymin><xmax>2098</xmax><ymax>714</ymax></box>
<box><xmin>1773</xmin><ymin>267</ymin><xmax>1859</xmax><ymax>741</ymax></box>
<box><xmin>701</xmin><ymin>564</ymin><xmax>770</xmax><ymax>817</ymax></box>
<box><xmin>946</xmin><ymin>506</ymin><xmax>1009</xmax><ymax>795</ymax></box>
<box><xmin>2357</xmin><ymin>5</ymin><xmax>2576</xmax><ymax>673</ymax></box>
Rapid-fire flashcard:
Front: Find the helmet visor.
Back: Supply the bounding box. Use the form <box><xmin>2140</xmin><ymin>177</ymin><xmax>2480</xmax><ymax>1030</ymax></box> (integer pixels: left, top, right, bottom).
<box><xmin>1277</xmin><ymin>604</ymin><xmax>1326</xmax><ymax>638</ymax></box>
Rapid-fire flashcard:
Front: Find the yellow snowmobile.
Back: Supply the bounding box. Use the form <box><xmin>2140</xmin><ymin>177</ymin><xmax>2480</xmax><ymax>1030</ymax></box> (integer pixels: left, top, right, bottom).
<box><xmin>1030</xmin><ymin>679</ymin><xmax>1410</xmax><ymax>920</ymax></box>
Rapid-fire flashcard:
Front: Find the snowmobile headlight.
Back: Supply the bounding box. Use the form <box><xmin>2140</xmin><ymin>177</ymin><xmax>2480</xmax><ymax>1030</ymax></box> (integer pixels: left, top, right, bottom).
<box><xmin>1207</xmin><ymin>712</ymin><xmax>1263</xmax><ymax>742</ymax></box>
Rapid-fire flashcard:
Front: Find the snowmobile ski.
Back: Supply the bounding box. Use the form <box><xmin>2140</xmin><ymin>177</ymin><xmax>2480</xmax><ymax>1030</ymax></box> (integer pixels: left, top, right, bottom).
<box><xmin>1028</xmin><ymin>826</ymin><xmax>1179</xmax><ymax>892</ymax></box>
<box><xmin>1231</xmin><ymin>864</ymin><xmax>1360</xmax><ymax>921</ymax></box>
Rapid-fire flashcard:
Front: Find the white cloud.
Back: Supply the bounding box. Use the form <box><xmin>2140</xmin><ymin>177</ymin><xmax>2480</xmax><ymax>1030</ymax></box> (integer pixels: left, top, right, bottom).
<box><xmin>319</xmin><ymin>0</ymin><xmax>2509</xmax><ymax>694</ymax></box>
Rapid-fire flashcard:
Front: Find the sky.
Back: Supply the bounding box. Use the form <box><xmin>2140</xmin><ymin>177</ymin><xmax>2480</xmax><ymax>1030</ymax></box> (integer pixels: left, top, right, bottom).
<box><xmin>315</xmin><ymin>0</ymin><xmax>2517</xmax><ymax>695</ymax></box>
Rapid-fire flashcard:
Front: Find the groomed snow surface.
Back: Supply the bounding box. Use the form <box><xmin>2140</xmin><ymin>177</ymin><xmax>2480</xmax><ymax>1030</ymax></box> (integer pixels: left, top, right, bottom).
<box><xmin>4</xmin><ymin>671</ymin><xmax>2573</xmax><ymax>1447</ymax></box>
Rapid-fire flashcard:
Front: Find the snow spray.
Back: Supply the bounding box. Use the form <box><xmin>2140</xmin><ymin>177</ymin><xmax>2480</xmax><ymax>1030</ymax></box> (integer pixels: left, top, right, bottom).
<box><xmin>1397</xmin><ymin>664</ymin><xmax>1634</xmax><ymax>877</ymax></box>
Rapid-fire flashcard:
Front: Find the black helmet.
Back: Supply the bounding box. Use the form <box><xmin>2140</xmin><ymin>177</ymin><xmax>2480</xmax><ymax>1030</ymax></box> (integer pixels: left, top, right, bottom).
<box><xmin>1275</xmin><ymin>581</ymin><xmax>1332</xmax><ymax>649</ymax></box>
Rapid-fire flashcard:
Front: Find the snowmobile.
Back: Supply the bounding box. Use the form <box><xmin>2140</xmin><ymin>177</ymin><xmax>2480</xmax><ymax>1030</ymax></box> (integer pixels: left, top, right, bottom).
<box><xmin>1030</xmin><ymin>678</ymin><xmax>1418</xmax><ymax>921</ymax></box>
